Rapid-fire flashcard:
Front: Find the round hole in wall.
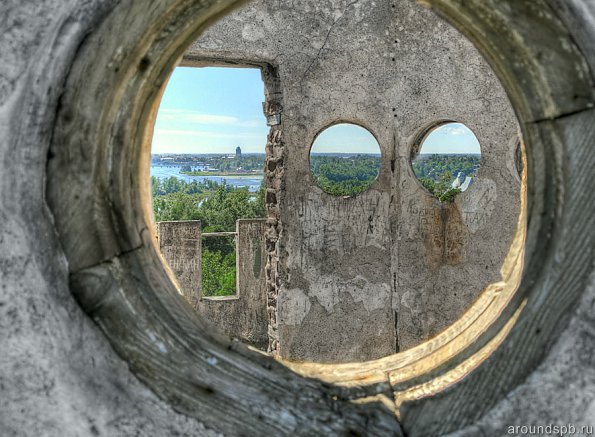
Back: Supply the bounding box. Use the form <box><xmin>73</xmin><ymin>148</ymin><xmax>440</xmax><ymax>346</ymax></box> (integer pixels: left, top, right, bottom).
<box><xmin>43</xmin><ymin>0</ymin><xmax>595</xmax><ymax>433</ymax></box>
<box><xmin>411</xmin><ymin>122</ymin><xmax>481</xmax><ymax>202</ymax></box>
<box><xmin>309</xmin><ymin>123</ymin><xmax>381</xmax><ymax>197</ymax></box>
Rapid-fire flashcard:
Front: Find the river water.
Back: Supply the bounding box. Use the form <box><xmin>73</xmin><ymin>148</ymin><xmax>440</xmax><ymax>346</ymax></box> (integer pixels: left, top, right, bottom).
<box><xmin>151</xmin><ymin>165</ymin><xmax>263</xmax><ymax>192</ymax></box>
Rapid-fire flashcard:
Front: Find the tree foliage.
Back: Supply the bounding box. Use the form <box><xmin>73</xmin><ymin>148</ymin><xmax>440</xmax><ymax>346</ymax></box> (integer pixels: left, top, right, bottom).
<box><xmin>151</xmin><ymin>176</ymin><xmax>264</xmax><ymax>226</ymax></box>
<box><xmin>310</xmin><ymin>154</ymin><xmax>381</xmax><ymax>197</ymax></box>
<box><xmin>151</xmin><ymin>176</ymin><xmax>265</xmax><ymax>296</ymax></box>
<box><xmin>412</xmin><ymin>154</ymin><xmax>479</xmax><ymax>202</ymax></box>
<box><xmin>419</xmin><ymin>178</ymin><xmax>462</xmax><ymax>202</ymax></box>
<box><xmin>412</xmin><ymin>154</ymin><xmax>479</xmax><ymax>182</ymax></box>
<box><xmin>201</xmin><ymin>247</ymin><xmax>236</xmax><ymax>297</ymax></box>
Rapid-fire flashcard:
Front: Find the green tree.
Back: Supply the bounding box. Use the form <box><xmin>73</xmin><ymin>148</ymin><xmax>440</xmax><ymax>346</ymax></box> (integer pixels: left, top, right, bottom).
<box><xmin>411</xmin><ymin>154</ymin><xmax>479</xmax><ymax>202</ymax></box>
<box><xmin>201</xmin><ymin>248</ymin><xmax>236</xmax><ymax>297</ymax></box>
<box><xmin>151</xmin><ymin>175</ymin><xmax>266</xmax><ymax>297</ymax></box>
<box><xmin>310</xmin><ymin>154</ymin><xmax>381</xmax><ymax>197</ymax></box>
<box><xmin>199</xmin><ymin>183</ymin><xmax>264</xmax><ymax>232</ymax></box>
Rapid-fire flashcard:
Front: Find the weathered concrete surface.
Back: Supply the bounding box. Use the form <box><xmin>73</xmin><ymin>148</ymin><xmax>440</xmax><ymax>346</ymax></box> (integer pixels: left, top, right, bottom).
<box><xmin>0</xmin><ymin>3</ymin><xmax>220</xmax><ymax>434</ymax></box>
<box><xmin>0</xmin><ymin>2</ymin><xmax>401</xmax><ymax>436</ymax></box>
<box><xmin>2</xmin><ymin>0</ymin><xmax>595</xmax><ymax>436</ymax></box>
<box><xmin>159</xmin><ymin>220</ymin><xmax>267</xmax><ymax>349</ymax></box>
<box><xmin>195</xmin><ymin>220</ymin><xmax>268</xmax><ymax>350</ymax></box>
<box><xmin>185</xmin><ymin>0</ymin><xmax>521</xmax><ymax>360</ymax></box>
<box><xmin>157</xmin><ymin>220</ymin><xmax>202</xmax><ymax>306</ymax></box>
<box><xmin>449</xmin><ymin>270</ymin><xmax>595</xmax><ymax>436</ymax></box>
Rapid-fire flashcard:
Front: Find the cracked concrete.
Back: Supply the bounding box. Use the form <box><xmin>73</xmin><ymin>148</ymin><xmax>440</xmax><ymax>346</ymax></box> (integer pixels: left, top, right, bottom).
<box><xmin>2</xmin><ymin>0</ymin><xmax>595</xmax><ymax>435</ymax></box>
<box><xmin>185</xmin><ymin>0</ymin><xmax>521</xmax><ymax>361</ymax></box>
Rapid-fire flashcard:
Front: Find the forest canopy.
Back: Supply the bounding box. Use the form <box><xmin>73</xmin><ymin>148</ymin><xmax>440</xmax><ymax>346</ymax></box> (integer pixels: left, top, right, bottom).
<box><xmin>310</xmin><ymin>154</ymin><xmax>381</xmax><ymax>197</ymax></box>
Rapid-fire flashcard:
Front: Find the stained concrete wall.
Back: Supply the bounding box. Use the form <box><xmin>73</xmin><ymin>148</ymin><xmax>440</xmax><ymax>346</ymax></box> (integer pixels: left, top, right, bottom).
<box><xmin>1</xmin><ymin>0</ymin><xmax>595</xmax><ymax>435</ymax></box>
<box><xmin>196</xmin><ymin>220</ymin><xmax>268</xmax><ymax>350</ymax></box>
<box><xmin>157</xmin><ymin>220</ymin><xmax>201</xmax><ymax>306</ymax></box>
<box><xmin>184</xmin><ymin>0</ymin><xmax>521</xmax><ymax>361</ymax></box>
<box><xmin>158</xmin><ymin>220</ymin><xmax>268</xmax><ymax>349</ymax></box>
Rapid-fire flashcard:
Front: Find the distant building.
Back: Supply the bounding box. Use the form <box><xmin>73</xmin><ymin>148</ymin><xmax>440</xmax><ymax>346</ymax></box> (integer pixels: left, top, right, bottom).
<box><xmin>452</xmin><ymin>172</ymin><xmax>464</xmax><ymax>189</ymax></box>
<box><xmin>451</xmin><ymin>172</ymin><xmax>474</xmax><ymax>192</ymax></box>
<box><xmin>236</xmin><ymin>146</ymin><xmax>242</xmax><ymax>158</ymax></box>
<box><xmin>460</xmin><ymin>176</ymin><xmax>473</xmax><ymax>191</ymax></box>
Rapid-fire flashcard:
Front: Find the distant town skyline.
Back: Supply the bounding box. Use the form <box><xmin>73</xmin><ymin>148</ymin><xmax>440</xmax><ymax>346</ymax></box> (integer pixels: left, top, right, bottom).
<box><xmin>151</xmin><ymin>67</ymin><xmax>481</xmax><ymax>155</ymax></box>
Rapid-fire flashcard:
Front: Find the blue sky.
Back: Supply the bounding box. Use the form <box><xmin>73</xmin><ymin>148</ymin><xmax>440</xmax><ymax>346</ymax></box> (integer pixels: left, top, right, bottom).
<box><xmin>152</xmin><ymin>67</ymin><xmax>268</xmax><ymax>154</ymax></box>
<box><xmin>311</xmin><ymin>124</ymin><xmax>380</xmax><ymax>154</ymax></box>
<box><xmin>152</xmin><ymin>67</ymin><xmax>480</xmax><ymax>155</ymax></box>
<box><xmin>419</xmin><ymin>123</ymin><xmax>481</xmax><ymax>154</ymax></box>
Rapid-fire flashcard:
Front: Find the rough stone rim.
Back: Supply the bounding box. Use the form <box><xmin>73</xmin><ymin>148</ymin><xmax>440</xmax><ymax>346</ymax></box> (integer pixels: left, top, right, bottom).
<box><xmin>45</xmin><ymin>0</ymin><xmax>595</xmax><ymax>435</ymax></box>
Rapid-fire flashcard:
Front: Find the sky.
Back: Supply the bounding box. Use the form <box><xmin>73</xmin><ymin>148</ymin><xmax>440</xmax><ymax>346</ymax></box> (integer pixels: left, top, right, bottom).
<box><xmin>418</xmin><ymin>123</ymin><xmax>481</xmax><ymax>154</ymax></box>
<box><xmin>311</xmin><ymin>124</ymin><xmax>380</xmax><ymax>154</ymax></box>
<box><xmin>151</xmin><ymin>67</ymin><xmax>481</xmax><ymax>155</ymax></box>
<box><xmin>151</xmin><ymin>67</ymin><xmax>268</xmax><ymax>154</ymax></box>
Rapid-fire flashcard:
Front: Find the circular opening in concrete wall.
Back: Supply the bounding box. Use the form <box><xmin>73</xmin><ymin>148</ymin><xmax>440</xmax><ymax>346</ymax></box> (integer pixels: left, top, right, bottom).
<box><xmin>43</xmin><ymin>0</ymin><xmax>594</xmax><ymax>433</ymax></box>
<box><xmin>411</xmin><ymin>122</ymin><xmax>481</xmax><ymax>202</ymax></box>
<box><xmin>309</xmin><ymin>123</ymin><xmax>381</xmax><ymax>197</ymax></box>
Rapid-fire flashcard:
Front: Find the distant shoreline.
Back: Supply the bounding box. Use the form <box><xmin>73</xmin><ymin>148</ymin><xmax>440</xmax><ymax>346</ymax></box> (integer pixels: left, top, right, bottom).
<box><xmin>179</xmin><ymin>171</ymin><xmax>264</xmax><ymax>178</ymax></box>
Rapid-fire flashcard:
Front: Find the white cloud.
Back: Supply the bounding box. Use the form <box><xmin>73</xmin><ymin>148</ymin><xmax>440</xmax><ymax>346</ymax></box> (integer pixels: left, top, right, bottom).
<box><xmin>157</xmin><ymin>109</ymin><xmax>264</xmax><ymax>129</ymax></box>
<box><xmin>158</xmin><ymin>109</ymin><xmax>238</xmax><ymax>125</ymax></box>
<box><xmin>440</xmin><ymin>124</ymin><xmax>472</xmax><ymax>136</ymax></box>
<box><xmin>151</xmin><ymin>109</ymin><xmax>268</xmax><ymax>154</ymax></box>
<box><xmin>154</xmin><ymin>129</ymin><xmax>264</xmax><ymax>139</ymax></box>
<box><xmin>236</xmin><ymin>119</ymin><xmax>263</xmax><ymax>128</ymax></box>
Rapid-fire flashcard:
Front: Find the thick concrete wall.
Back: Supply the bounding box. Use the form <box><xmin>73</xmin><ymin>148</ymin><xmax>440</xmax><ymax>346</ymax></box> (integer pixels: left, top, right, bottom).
<box><xmin>196</xmin><ymin>219</ymin><xmax>268</xmax><ymax>350</ymax></box>
<box><xmin>0</xmin><ymin>4</ymin><xmax>221</xmax><ymax>434</ymax></box>
<box><xmin>184</xmin><ymin>0</ymin><xmax>521</xmax><ymax>361</ymax></box>
<box><xmin>158</xmin><ymin>220</ymin><xmax>268</xmax><ymax>349</ymax></box>
<box><xmin>2</xmin><ymin>0</ymin><xmax>595</xmax><ymax>435</ymax></box>
<box><xmin>157</xmin><ymin>220</ymin><xmax>202</xmax><ymax>306</ymax></box>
